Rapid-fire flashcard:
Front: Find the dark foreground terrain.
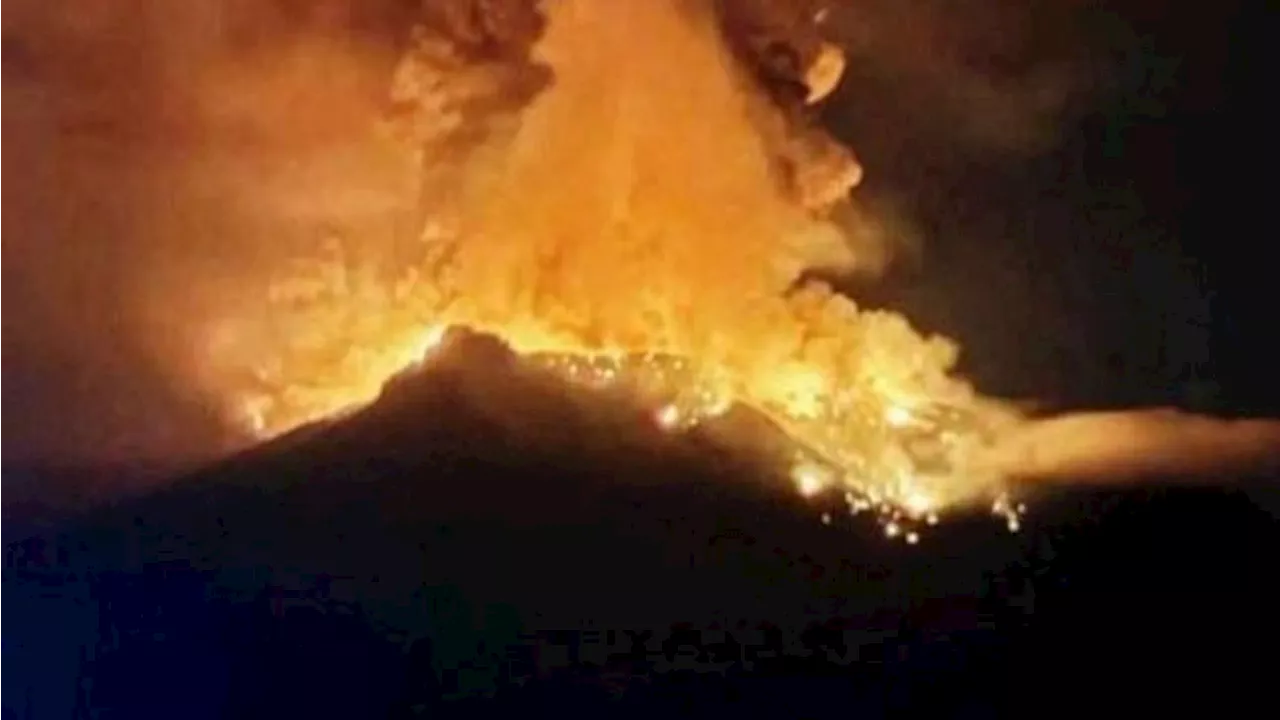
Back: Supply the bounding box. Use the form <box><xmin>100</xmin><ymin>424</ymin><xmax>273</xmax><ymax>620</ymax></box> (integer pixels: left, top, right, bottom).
<box><xmin>6</xmin><ymin>335</ymin><xmax>1278</xmax><ymax>719</ymax></box>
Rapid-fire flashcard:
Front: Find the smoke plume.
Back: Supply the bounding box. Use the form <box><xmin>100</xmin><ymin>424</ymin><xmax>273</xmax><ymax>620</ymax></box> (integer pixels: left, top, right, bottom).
<box><xmin>192</xmin><ymin>0</ymin><xmax>1035</xmax><ymax>535</ymax></box>
<box><xmin>3</xmin><ymin>0</ymin><xmax>418</xmax><ymax>466</ymax></box>
<box><xmin>974</xmin><ymin>409</ymin><xmax>1280</xmax><ymax>486</ymax></box>
<box><xmin>12</xmin><ymin>0</ymin><xmax>1251</xmax><ymax>527</ymax></box>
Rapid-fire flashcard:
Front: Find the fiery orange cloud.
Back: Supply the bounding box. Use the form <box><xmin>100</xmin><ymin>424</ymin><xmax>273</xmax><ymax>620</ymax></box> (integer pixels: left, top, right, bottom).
<box><xmin>197</xmin><ymin>0</ymin><xmax>1025</xmax><ymax>536</ymax></box>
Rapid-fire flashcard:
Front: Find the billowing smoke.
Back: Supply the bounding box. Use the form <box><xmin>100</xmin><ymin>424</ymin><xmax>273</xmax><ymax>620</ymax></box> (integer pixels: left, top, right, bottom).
<box><xmin>386</xmin><ymin>0</ymin><xmax>863</xmax><ymax>232</ymax></box>
<box><xmin>11</xmin><ymin>0</ymin><xmax>1262</xmax><ymax>525</ymax></box>
<box><xmin>211</xmin><ymin>0</ymin><xmax>918</xmax><ymax>437</ymax></box>
<box><xmin>197</xmin><ymin>0</ymin><xmax>1030</xmax><ymax>535</ymax></box>
<box><xmin>3</xmin><ymin>0</ymin><xmax>418</xmax><ymax>468</ymax></box>
<box><xmin>2</xmin><ymin>0</ymin><xmax>1087</xmax><ymax>473</ymax></box>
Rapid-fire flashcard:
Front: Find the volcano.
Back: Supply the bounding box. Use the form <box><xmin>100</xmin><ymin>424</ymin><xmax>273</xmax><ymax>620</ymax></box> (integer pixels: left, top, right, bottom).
<box><xmin>6</xmin><ymin>330</ymin><xmax>1279</xmax><ymax>718</ymax></box>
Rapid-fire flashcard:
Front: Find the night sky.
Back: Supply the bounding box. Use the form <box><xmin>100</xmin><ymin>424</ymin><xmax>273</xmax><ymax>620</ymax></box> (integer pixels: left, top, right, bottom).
<box><xmin>828</xmin><ymin>0</ymin><xmax>1277</xmax><ymax>417</ymax></box>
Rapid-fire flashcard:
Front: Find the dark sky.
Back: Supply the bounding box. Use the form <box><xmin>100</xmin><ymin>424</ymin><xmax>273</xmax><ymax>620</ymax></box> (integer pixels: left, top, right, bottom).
<box><xmin>826</xmin><ymin>0</ymin><xmax>1276</xmax><ymax>415</ymax></box>
<box><xmin>3</xmin><ymin>0</ymin><xmax>1275</xmax><ymax>475</ymax></box>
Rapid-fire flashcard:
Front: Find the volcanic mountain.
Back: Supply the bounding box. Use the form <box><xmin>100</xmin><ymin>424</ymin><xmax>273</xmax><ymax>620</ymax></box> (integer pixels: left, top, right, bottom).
<box><xmin>5</xmin><ymin>330</ymin><xmax>1277</xmax><ymax>718</ymax></box>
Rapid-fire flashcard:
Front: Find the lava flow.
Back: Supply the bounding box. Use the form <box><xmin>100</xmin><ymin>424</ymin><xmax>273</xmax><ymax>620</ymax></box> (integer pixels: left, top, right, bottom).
<box><xmin>203</xmin><ymin>0</ymin><xmax>1026</xmax><ymax>537</ymax></box>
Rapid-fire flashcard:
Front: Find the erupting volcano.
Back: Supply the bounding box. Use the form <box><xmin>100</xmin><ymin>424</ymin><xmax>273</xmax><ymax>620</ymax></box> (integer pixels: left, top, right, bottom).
<box><xmin>198</xmin><ymin>0</ymin><xmax>1033</xmax><ymax>535</ymax></box>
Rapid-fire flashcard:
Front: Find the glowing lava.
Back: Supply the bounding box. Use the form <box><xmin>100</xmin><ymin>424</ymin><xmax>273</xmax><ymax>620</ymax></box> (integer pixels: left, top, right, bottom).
<box><xmin>204</xmin><ymin>0</ymin><xmax>1026</xmax><ymax>537</ymax></box>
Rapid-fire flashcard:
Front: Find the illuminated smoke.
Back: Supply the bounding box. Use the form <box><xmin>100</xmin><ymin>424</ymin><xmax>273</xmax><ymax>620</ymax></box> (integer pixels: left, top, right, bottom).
<box><xmin>972</xmin><ymin>409</ymin><xmax>1280</xmax><ymax>487</ymax></box>
<box><xmin>202</xmin><ymin>0</ymin><xmax>1027</xmax><ymax>535</ymax></box>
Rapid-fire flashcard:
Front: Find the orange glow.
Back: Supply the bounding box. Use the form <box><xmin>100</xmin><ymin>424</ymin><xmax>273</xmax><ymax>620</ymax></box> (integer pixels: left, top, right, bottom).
<box><xmin>198</xmin><ymin>0</ymin><xmax>1027</xmax><ymax>535</ymax></box>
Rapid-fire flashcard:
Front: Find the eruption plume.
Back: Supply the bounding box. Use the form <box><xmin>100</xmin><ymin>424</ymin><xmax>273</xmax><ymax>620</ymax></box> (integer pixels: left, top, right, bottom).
<box><xmin>204</xmin><ymin>0</ymin><xmax>1028</xmax><ymax>535</ymax></box>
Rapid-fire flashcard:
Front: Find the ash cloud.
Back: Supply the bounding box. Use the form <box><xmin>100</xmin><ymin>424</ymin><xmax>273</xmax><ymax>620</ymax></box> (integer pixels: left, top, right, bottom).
<box><xmin>0</xmin><ymin>0</ymin><xmax>1125</xmax><ymax>481</ymax></box>
<box><xmin>2</xmin><ymin>0</ymin><xmax>419</xmax><ymax>469</ymax></box>
<box><xmin>390</xmin><ymin>0</ymin><xmax>866</xmax><ymax>225</ymax></box>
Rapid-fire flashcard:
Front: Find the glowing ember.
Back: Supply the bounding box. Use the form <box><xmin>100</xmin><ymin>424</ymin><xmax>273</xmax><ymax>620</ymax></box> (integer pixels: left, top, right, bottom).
<box><xmin>792</xmin><ymin>463</ymin><xmax>830</xmax><ymax>498</ymax></box>
<box><xmin>654</xmin><ymin>404</ymin><xmax>682</xmax><ymax>430</ymax></box>
<box><xmin>200</xmin><ymin>0</ymin><xmax>1027</xmax><ymax>537</ymax></box>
